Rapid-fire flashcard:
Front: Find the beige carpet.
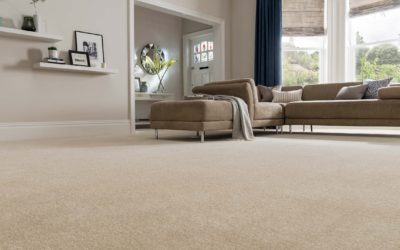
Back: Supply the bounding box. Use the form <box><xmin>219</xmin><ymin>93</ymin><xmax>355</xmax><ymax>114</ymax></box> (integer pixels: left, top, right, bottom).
<box><xmin>1</xmin><ymin>129</ymin><xmax>400</xmax><ymax>250</ymax></box>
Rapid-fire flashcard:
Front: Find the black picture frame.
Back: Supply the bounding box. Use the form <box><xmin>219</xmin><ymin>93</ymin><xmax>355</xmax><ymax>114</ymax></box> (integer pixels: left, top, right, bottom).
<box><xmin>69</xmin><ymin>50</ymin><xmax>91</xmax><ymax>67</ymax></box>
<box><xmin>74</xmin><ymin>31</ymin><xmax>105</xmax><ymax>67</ymax></box>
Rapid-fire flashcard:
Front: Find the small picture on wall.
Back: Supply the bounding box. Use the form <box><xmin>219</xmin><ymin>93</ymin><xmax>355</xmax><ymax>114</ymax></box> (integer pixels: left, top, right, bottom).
<box><xmin>75</xmin><ymin>31</ymin><xmax>105</xmax><ymax>67</ymax></box>
<box><xmin>69</xmin><ymin>50</ymin><xmax>91</xmax><ymax>67</ymax></box>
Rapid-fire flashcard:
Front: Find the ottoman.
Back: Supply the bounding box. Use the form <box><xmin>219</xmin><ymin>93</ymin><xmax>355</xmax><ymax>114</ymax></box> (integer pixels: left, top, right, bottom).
<box><xmin>150</xmin><ymin>100</ymin><xmax>234</xmax><ymax>142</ymax></box>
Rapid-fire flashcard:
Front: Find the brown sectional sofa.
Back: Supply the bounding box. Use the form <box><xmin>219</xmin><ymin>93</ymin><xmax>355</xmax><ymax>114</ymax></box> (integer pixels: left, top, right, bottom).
<box><xmin>151</xmin><ymin>79</ymin><xmax>400</xmax><ymax>141</ymax></box>
<box><xmin>151</xmin><ymin>79</ymin><xmax>285</xmax><ymax>140</ymax></box>
<box><xmin>283</xmin><ymin>82</ymin><xmax>400</xmax><ymax>127</ymax></box>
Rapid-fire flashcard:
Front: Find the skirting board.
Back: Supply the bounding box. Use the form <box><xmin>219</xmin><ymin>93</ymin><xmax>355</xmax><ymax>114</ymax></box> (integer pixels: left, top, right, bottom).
<box><xmin>0</xmin><ymin>120</ymin><xmax>132</xmax><ymax>141</ymax></box>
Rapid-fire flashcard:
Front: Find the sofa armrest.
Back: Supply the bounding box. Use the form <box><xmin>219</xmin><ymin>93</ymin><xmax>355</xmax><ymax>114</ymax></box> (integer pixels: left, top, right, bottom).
<box><xmin>192</xmin><ymin>83</ymin><xmax>255</xmax><ymax>119</ymax></box>
<box><xmin>378</xmin><ymin>87</ymin><xmax>400</xmax><ymax>100</ymax></box>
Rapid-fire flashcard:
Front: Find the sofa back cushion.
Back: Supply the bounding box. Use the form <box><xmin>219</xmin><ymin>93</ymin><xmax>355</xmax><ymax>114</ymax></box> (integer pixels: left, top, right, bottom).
<box><xmin>272</xmin><ymin>89</ymin><xmax>303</xmax><ymax>103</ymax></box>
<box><xmin>302</xmin><ymin>82</ymin><xmax>362</xmax><ymax>101</ymax></box>
<box><xmin>336</xmin><ymin>85</ymin><xmax>368</xmax><ymax>100</ymax></box>
<box><xmin>257</xmin><ymin>85</ymin><xmax>282</xmax><ymax>102</ymax></box>
<box><xmin>192</xmin><ymin>79</ymin><xmax>256</xmax><ymax>120</ymax></box>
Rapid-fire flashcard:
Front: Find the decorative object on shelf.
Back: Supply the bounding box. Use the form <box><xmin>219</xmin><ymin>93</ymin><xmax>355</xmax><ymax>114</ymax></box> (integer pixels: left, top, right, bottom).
<box><xmin>44</xmin><ymin>57</ymin><xmax>65</xmax><ymax>64</ymax></box>
<box><xmin>30</xmin><ymin>0</ymin><xmax>46</xmax><ymax>33</ymax></box>
<box><xmin>140</xmin><ymin>44</ymin><xmax>165</xmax><ymax>75</ymax></box>
<box><xmin>135</xmin><ymin>77</ymin><xmax>148</xmax><ymax>93</ymax></box>
<box><xmin>142</xmin><ymin>52</ymin><xmax>176</xmax><ymax>93</ymax></box>
<box><xmin>140</xmin><ymin>81</ymin><xmax>148</xmax><ymax>93</ymax></box>
<box><xmin>75</xmin><ymin>31</ymin><xmax>104</xmax><ymax>68</ymax></box>
<box><xmin>48</xmin><ymin>46</ymin><xmax>59</xmax><ymax>59</ymax></box>
<box><xmin>21</xmin><ymin>16</ymin><xmax>36</xmax><ymax>32</ymax></box>
<box><xmin>69</xmin><ymin>50</ymin><xmax>90</xmax><ymax>67</ymax></box>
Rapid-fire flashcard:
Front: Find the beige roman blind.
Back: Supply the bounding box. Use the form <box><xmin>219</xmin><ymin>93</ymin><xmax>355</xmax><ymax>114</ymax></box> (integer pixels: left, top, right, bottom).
<box><xmin>282</xmin><ymin>0</ymin><xmax>325</xmax><ymax>36</ymax></box>
<box><xmin>350</xmin><ymin>0</ymin><xmax>400</xmax><ymax>17</ymax></box>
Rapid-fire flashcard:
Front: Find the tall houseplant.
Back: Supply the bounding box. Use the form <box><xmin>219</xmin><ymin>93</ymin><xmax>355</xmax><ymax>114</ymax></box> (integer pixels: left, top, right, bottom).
<box><xmin>142</xmin><ymin>56</ymin><xmax>177</xmax><ymax>93</ymax></box>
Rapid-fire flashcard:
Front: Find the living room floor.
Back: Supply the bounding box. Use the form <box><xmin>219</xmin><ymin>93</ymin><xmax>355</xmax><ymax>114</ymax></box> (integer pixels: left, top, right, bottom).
<box><xmin>1</xmin><ymin>128</ymin><xmax>400</xmax><ymax>250</ymax></box>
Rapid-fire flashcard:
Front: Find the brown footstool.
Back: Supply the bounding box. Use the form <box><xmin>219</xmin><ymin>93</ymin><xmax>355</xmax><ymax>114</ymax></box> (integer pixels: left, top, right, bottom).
<box><xmin>150</xmin><ymin>100</ymin><xmax>234</xmax><ymax>142</ymax></box>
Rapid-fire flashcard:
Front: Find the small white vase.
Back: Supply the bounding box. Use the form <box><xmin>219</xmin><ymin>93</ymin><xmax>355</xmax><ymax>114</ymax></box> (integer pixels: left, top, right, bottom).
<box><xmin>33</xmin><ymin>15</ymin><xmax>45</xmax><ymax>33</ymax></box>
<box><xmin>49</xmin><ymin>50</ymin><xmax>59</xmax><ymax>59</ymax></box>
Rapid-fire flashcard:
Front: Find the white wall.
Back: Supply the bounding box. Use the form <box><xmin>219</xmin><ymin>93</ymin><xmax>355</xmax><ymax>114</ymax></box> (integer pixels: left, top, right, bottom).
<box><xmin>135</xmin><ymin>6</ymin><xmax>184</xmax><ymax>119</ymax></box>
<box><xmin>0</xmin><ymin>0</ymin><xmax>129</xmax><ymax>124</ymax></box>
<box><xmin>150</xmin><ymin>0</ymin><xmax>232</xmax><ymax>79</ymax></box>
<box><xmin>135</xmin><ymin>6</ymin><xmax>183</xmax><ymax>95</ymax></box>
<box><xmin>231</xmin><ymin>0</ymin><xmax>256</xmax><ymax>79</ymax></box>
<box><xmin>183</xmin><ymin>19</ymin><xmax>212</xmax><ymax>35</ymax></box>
<box><xmin>0</xmin><ymin>0</ymin><xmax>232</xmax><ymax>139</ymax></box>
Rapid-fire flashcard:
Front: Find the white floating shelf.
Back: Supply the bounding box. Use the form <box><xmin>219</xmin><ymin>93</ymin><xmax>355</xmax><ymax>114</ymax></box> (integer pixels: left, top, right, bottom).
<box><xmin>0</xmin><ymin>27</ymin><xmax>63</xmax><ymax>43</ymax></box>
<box><xmin>135</xmin><ymin>92</ymin><xmax>175</xmax><ymax>101</ymax></box>
<box><xmin>33</xmin><ymin>62</ymin><xmax>119</xmax><ymax>75</ymax></box>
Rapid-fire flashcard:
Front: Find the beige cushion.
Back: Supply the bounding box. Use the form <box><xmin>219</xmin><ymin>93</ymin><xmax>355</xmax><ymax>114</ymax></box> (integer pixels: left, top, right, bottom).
<box><xmin>379</xmin><ymin>87</ymin><xmax>400</xmax><ymax>100</ymax></box>
<box><xmin>272</xmin><ymin>89</ymin><xmax>303</xmax><ymax>103</ymax></box>
<box><xmin>286</xmin><ymin>100</ymin><xmax>400</xmax><ymax>119</ymax></box>
<box><xmin>336</xmin><ymin>85</ymin><xmax>368</xmax><ymax>100</ymax></box>
<box><xmin>257</xmin><ymin>85</ymin><xmax>281</xmax><ymax>102</ymax></box>
<box><xmin>151</xmin><ymin>100</ymin><xmax>233</xmax><ymax>122</ymax></box>
<box><xmin>303</xmin><ymin>82</ymin><xmax>362</xmax><ymax>100</ymax></box>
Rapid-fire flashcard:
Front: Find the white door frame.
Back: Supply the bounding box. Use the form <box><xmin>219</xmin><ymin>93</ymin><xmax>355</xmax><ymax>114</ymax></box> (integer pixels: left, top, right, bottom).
<box><xmin>183</xmin><ymin>29</ymin><xmax>214</xmax><ymax>96</ymax></box>
<box><xmin>128</xmin><ymin>0</ymin><xmax>226</xmax><ymax>133</ymax></box>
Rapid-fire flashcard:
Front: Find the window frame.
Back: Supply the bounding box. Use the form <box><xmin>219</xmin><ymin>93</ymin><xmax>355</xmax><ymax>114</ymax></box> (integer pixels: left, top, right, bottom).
<box><xmin>281</xmin><ymin>36</ymin><xmax>328</xmax><ymax>86</ymax></box>
<box><xmin>347</xmin><ymin>7</ymin><xmax>400</xmax><ymax>82</ymax></box>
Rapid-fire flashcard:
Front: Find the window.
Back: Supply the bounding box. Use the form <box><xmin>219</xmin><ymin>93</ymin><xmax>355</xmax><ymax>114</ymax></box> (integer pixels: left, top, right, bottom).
<box><xmin>282</xmin><ymin>36</ymin><xmax>326</xmax><ymax>86</ymax></box>
<box><xmin>281</xmin><ymin>0</ymin><xmax>326</xmax><ymax>86</ymax></box>
<box><xmin>193</xmin><ymin>40</ymin><xmax>214</xmax><ymax>64</ymax></box>
<box><xmin>349</xmin><ymin>7</ymin><xmax>400</xmax><ymax>83</ymax></box>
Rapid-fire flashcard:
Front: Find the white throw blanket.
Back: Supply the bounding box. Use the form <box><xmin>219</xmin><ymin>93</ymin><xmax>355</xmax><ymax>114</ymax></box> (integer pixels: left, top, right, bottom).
<box><xmin>206</xmin><ymin>95</ymin><xmax>254</xmax><ymax>141</ymax></box>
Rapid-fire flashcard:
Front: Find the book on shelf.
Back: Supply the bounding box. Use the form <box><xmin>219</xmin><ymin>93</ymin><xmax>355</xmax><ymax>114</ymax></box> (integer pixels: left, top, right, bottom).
<box><xmin>43</xmin><ymin>58</ymin><xmax>66</xmax><ymax>64</ymax></box>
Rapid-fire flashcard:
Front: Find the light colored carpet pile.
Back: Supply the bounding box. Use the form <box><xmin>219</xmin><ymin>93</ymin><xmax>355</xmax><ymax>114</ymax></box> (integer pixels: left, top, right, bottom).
<box><xmin>1</xmin><ymin>129</ymin><xmax>400</xmax><ymax>249</ymax></box>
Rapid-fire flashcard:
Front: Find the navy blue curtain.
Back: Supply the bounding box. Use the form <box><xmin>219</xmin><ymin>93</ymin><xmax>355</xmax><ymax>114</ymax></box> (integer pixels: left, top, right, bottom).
<box><xmin>254</xmin><ymin>0</ymin><xmax>282</xmax><ymax>87</ymax></box>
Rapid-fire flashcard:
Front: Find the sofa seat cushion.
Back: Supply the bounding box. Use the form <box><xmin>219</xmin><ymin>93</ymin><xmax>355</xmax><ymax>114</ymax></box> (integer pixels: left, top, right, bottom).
<box><xmin>151</xmin><ymin>100</ymin><xmax>233</xmax><ymax>122</ymax></box>
<box><xmin>255</xmin><ymin>102</ymin><xmax>285</xmax><ymax>120</ymax></box>
<box><xmin>286</xmin><ymin>100</ymin><xmax>400</xmax><ymax>119</ymax></box>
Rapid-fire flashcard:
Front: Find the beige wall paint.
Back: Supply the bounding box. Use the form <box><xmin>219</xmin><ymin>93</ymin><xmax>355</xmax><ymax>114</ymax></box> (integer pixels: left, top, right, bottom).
<box><xmin>158</xmin><ymin>0</ymin><xmax>232</xmax><ymax>79</ymax></box>
<box><xmin>135</xmin><ymin>6</ymin><xmax>183</xmax><ymax>119</ymax></box>
<box><xmin>182</xmin><ymin>19</ymin><xmax>212</xmax><ymax>35</ymax></box>
<box><xmin>0</xmin><ymin>0</ymin><xmax>231</xmax><ymax>131</ymax></box>
<box><xmin>231</xmin><ymin>0</ymin><xmax>256</xmax><ymax>80</ymax></box>
<box><xmin>135</xmin><ymin>6</ymin><xmax>183</xmax><ymax>95</ymax></box>
<box><xmin>0</xmin><ymin>0</ymin><xmax>129</xmax><ymax>123</ymax></box>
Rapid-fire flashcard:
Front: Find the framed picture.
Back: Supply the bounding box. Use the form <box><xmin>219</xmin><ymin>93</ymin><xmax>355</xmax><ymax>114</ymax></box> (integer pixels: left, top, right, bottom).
<box><xmin>75</xmin><ymin>31</ymin><xmax>105</xmax><ymax>67</ymax></box>
<box><xmin>69</xmin><ymin>50</ymin><xmax>91</xmax><ymax>67</ymax></box>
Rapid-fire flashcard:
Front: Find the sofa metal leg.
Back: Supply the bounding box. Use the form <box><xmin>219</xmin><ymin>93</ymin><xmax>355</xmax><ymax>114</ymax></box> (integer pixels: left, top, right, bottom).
<box><xmin>155</xmin><ymin>129</ymin><xmax>159</xmax><ymax>140</ymax></box>
<box><xmin>289</xmin><ymin>125</ymin><xmax>293</xmax><ymax>134</ymax></box>
<box><xmin>281</xmin><ymin>126</ymin><xmax>284</xmax><ymax>134</ymax></box>
<box><xmin>311</xmin><ymin>125</ymin><xmax>314</xmax><ymax>133</ymax></box>
<box><xmin>276</xmin><ymin>127</ymin><xmax>279</xmax><ymax>134</ymax></box>
<box><xmin>200</xmin><ymin>131</ymin><xmax>205</xmax><ymax>143</ymax></box>
<box><xmin>303</xmin><ymin>125</ymin><xmax>306</xmax><ymax>132</ymax></box>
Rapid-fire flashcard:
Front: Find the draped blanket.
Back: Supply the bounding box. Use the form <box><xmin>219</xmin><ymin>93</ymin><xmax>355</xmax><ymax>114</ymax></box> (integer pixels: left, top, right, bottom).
<box><xmin>206</xmin><ymin>95</ymin><xmax>254</xmax><ymax>141</ymax></box>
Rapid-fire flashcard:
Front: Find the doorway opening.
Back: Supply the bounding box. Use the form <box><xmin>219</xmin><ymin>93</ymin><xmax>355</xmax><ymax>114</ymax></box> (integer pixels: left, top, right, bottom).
<box><xmin>183</xmin><ymin>29</ymin><xmax>215</xmax><ymax>96</ymax></box>
<box><xmin>129</xmin><ymin>0</ymin><xmax>225</xmax><ymax>131</ymax></box>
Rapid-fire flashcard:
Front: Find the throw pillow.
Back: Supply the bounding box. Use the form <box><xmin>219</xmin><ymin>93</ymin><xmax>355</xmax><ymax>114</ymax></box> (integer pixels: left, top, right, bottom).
<box><xmin>336</xmin><ymin>85</ymin><xmax>368</xmax><ymax>100</ymax></box>
<box><xmin>272</xmin><ymin>89</ymin><xmax>303</xmax><ymax>103</ymax></box>
<box><xmin>363</xmin><ymin>78</ymin><xmax>393</xmax><ymax>99</ymax></box>
<box><xmin>257</xmin><ymin>85</ymin><xmax>282</xmax><ymax>102</ymax></box>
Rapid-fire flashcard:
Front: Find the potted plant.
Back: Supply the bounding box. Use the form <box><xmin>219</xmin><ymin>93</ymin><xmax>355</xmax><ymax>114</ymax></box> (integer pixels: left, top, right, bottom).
<box><xmin>142</xmin><ymin>56</ymin><xmax>177</xmax><ymax>93</ymax></box>
<box><xmin>48</xmin><ymin>47</ymin><xmax>58</xmax><ymax>59</ymax></box>
<box><xmin>30</xmin><ymin>0</ymin><xmax>46</xmax><ymax>33</ymax></box>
